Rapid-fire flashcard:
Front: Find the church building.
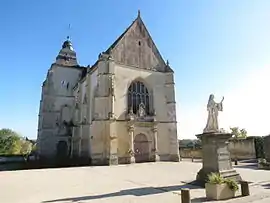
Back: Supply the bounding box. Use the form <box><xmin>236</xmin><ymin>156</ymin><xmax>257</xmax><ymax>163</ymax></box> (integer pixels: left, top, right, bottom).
<box><xmin>37</xmin><ymin>12</ymin><xmax>180</xmax><ymax>165</ymax></box>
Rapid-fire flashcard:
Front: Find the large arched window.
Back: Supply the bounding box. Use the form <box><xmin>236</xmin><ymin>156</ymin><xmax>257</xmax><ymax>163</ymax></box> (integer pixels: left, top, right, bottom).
<box><xmin>128</xmin><ymin>81</ymin><xmax>150</xmax><ymax>115</ymax></box>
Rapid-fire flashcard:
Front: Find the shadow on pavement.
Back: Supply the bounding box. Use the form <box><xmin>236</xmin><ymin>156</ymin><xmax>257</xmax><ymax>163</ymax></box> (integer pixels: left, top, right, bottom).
<box><xmin>233</xmin><ymin>163</ymin><xmax>258</xmax><ymax>169</ymax></box>
<box><xmin>262</xmin><ymin>183</ymin><xmax>270</xmax><ymax>189</ymax></box>
<box><xmin>191</xmin><ymin>197</ymin><xmax>209</xmax><ymax>202</ymax></box>
<box><xmin>42</xmin><ymin>183</ymin><xmax>203</xmax><ymax>202</ymax></box>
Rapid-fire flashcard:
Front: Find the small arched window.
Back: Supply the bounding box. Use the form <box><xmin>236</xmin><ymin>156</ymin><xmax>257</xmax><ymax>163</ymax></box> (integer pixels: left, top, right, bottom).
<box><xmin>128</xmin><ymin>81</ymin><xmax>150</xmax><ymax>115</ymax></box>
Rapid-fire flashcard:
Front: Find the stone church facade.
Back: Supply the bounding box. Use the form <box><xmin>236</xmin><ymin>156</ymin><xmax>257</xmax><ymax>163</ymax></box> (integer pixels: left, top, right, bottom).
<box><xmin>37</xmin><ymin>12</ymin><xmax>180</xmax><ymax>165</ymax></box>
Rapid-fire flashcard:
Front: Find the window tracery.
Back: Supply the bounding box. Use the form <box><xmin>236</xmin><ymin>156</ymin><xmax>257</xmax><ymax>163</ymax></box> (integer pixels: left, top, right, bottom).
<box><xmin>128</xmin><ymin>81</ymin><xmax>150</xmax><ymax>115</ymax></box>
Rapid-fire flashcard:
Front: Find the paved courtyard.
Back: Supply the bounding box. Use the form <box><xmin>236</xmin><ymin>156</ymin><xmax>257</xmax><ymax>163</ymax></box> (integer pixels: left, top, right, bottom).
<box><xmin>1</xmin><ymin>161</ymin><xmax>270</xmax><ymax>203</ymax></box>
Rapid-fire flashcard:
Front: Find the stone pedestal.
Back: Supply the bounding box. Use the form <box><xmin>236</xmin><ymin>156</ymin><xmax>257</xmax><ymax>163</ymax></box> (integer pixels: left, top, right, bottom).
<box><xmin>196</xmin><ymin>132</ymin><xmax>241</xmax><ymax>185</ymax></box>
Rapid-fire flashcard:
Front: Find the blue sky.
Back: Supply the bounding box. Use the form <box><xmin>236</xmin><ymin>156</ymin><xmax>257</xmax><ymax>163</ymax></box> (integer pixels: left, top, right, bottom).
<box><xmin>1</xmin><ymin>1</ymin><xmax>270</xmax><ymax>139</ymax></box>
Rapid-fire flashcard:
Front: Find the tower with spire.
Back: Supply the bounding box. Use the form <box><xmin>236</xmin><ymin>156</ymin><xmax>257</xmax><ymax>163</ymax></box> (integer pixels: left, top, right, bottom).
<box><xmin>37</xmin><ymin>37</ymin><xmax>87</xmax><ymax>159</ymax></box>
<box><xmin>37</xmin><ymin>11</ymin><xmax>179</xmax><ymax>165</ymax></box>
<box><xmin>55</xmin><ymin>36</ymin><xmax>78</xmax><ymax>66</ymax></box>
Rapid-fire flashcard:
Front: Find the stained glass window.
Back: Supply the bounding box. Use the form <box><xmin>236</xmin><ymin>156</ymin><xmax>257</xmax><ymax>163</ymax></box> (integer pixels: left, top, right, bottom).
<box><xmin>128</xmin><ymin>81</ymin><xmax>150</xmax><ymax>115</ymax></box>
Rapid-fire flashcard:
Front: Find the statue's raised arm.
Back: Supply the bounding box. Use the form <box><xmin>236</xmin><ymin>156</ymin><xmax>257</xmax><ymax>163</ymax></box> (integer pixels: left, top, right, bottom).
<box><xmin>221</xmin><ymin>96</ymin><xmax>224</xmax><ymax>103</ymax></box>
<box><xmin>203</xmin><ymin>94</ymin><xmax>224</xmax><ymax>133</ymax></box>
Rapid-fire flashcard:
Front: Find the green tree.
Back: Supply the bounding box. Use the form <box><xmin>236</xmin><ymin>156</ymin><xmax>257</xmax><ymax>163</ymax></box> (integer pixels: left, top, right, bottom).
<box><xmin>0</xmin><ymin>128</ymin><xmax>22</xmax><ymax>155</ymax></box>
<box><xmin>230</xmin><ymin>127</ymin><xmax>247</xmax><ymax>139</ymax></box>
<box><xmin>20</xmin><ymin>139</ymin><xmax>33</xmax><ymax>155</ymax></box>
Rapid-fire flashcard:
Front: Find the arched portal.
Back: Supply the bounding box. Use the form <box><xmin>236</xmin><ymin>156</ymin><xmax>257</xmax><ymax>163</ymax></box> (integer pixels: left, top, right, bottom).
<box><xmin>134</xmin><ymin>133</ymin><xmax>150</xmax><ymax>163</ymax></box>
<box><xmin>56</xmin><ymin>140</ymin><xmax>69</xmax><ymax>160</ymax></box>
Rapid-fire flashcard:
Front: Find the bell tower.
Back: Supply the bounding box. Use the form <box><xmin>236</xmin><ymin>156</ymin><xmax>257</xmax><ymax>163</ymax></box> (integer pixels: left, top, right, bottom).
<box><xmin>37</xmin><ymin>37</ymin><xmax>85</xmax><ymax>160</ymax></box>
<box><xmin>55</xmin><ymin>36</ymin><xmax>78</xmax><ymax>67</ymax></box>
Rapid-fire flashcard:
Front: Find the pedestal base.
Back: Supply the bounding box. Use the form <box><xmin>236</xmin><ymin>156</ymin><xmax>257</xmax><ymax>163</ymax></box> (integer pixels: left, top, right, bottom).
<box><xmin>195</xmin><ymin>132</ymin><xmax>242</xmax><ymax>185</ymax></box>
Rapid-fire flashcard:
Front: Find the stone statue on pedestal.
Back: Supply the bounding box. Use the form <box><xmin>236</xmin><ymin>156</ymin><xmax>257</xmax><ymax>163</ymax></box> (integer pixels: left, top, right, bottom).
<box><xmin>196</xmin><ymin>94</ymin><xmax>241</xmax><ymax>185</ymax></box>
<box><xmin>204</xmin><ymin>94</ymin><xmax>224</xmax><ymax>133</ymax></box>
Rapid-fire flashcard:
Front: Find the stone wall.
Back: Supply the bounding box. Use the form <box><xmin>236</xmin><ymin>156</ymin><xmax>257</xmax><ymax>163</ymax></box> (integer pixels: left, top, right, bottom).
<box><xmin>228</xmin><ymin>137</ymin><xmax>256</xmax><ymax>160</ymax></box>
<box><xmin>180</xmin><ymin>137</ymin><xmax>256</xmax><ymax>160</ymax></box>
<box><xmin>180</xmin><ymin>148</ymin><xmax>202</xmax><ymax>158</ymax></box>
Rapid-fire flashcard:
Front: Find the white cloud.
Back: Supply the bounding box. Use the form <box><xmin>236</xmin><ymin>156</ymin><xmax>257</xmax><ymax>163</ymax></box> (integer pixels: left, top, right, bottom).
<box><xmin>178</xmin><ymin>65</ymin><xmax>270</xmax><ymax>139</ymax></box>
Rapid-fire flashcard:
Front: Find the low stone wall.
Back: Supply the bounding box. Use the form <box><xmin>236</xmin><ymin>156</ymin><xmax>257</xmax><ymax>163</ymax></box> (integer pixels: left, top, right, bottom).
<box><xmin>180</xmin><ymin>137</ymin><xmax>256</xmax><ymax>160</ymax></box>
<box><xmin>228</xmin><ymin>137</ymin><xmax>256</xmax><ymax>160</ymax></box>
<box><xmin>180</xmin><ymin>148</ymin><xmax>202</xmax><ymax>159</ymax></box>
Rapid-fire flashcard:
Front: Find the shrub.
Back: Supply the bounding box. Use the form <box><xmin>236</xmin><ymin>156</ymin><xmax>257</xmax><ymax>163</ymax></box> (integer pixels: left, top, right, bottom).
<box><xmin>224</xmin><ymin>179</ymin><xmax>239</xmax><ymax>192</ymax></box>
<box><xmin>207</xmin><ymin>172</ymin><xmax>224</xmax><ymax>184</ymax></box>
<box><xmin>254</xmin><ymin>136</ymin><xmax>265</xmax><ymax>158</ymax></box>
<box><xmin>207</xmin><ymin>173</ymin><xmax>239</xmax><ymax>192</ymax></box>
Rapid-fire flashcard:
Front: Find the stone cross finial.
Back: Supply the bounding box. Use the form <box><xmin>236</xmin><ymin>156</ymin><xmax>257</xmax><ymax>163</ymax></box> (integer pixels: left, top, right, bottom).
<box><xmin>138</xmin><ymin>10</ymin><xmax>141</xmax><ymax>18</ymax></box>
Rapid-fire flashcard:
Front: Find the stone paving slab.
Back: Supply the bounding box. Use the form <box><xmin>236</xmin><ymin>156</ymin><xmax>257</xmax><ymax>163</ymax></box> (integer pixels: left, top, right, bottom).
<box><xmin>0</xmin><ymin>162</ymin><xmax>270</xmax><ymax>203</ymax></box>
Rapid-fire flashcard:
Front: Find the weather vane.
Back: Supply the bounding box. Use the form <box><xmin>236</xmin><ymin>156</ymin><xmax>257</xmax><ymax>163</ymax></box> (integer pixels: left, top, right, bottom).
<box><xmin>67</xmin><ymin>24</ymin><xmax>71</xmax><ymax>40</ymax></box>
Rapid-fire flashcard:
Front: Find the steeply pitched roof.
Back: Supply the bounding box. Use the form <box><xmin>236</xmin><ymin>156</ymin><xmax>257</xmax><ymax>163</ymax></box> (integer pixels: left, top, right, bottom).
<box><xmin>103</xmin><ymin>12</ymin><xmax>172</xmax><ymax>72</ymax></box>
<box><xmin>104</xmin><ymin>17</ymin><xmax>137</xmax><ymax>54</ymax></box>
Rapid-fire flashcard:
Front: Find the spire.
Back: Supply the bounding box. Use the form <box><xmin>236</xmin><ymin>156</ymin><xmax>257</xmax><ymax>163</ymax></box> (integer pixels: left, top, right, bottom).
<box><xmin>55</xmin><ymin>36</ymin><xmax>78</xmax><ymax>66</ymax></box>
<box><xmin>61</xmin><ymin>24</ymin><xmax>73</xmax><ymax>50</ymax></box>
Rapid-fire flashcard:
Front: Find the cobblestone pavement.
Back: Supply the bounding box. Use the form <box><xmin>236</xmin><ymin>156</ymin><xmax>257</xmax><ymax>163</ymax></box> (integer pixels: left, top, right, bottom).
<box><xmin>0</xmin><ymin>161</ymin><xmax>270</xmax><ymax>203</ymax></box>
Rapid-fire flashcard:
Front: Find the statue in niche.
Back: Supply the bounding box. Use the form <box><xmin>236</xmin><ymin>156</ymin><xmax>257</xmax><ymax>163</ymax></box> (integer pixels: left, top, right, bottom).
<box><xmin>138</xmin><ymin>103</ymin><xmax>146</xmax><ymax>118</ymax></box>
<box><xmin>127</xmin><ymin>108</ymin><xmax>135</xmax><ymax>121</ymax></box>
<box><xmin>204</xmin><ymin>94</ymin><xmax>224</xmax><ymax>133</ymax></box>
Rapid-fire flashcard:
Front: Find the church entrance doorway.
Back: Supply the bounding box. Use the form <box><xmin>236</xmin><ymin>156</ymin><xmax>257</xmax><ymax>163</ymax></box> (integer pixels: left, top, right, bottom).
<box><xmin>56</xmin><ymin>141</ymin><xmax>69</xmax><ymax>161</ymax></box>
<box><xmin>134</xmin><ymin>133</ymin><xmax>150</xmax><ymax>163</ymax></box>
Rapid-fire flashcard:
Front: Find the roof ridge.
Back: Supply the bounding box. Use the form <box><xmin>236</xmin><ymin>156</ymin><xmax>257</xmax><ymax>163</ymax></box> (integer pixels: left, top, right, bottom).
<box><xmin>105</xmin><ymin>17</ymin><xmax>138</xmax><ymax>54</ymax></box>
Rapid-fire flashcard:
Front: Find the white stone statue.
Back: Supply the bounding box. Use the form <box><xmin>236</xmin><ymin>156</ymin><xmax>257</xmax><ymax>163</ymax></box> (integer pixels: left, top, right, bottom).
<box><xmin>138</xmin><ymin>103</ymin><xmax>146</xmax><ymax>117</ymax></box>
<box><xmin>204</xmin><ymin>94</ymin><xmax>224</xmax><ymax>133</ymax></box>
